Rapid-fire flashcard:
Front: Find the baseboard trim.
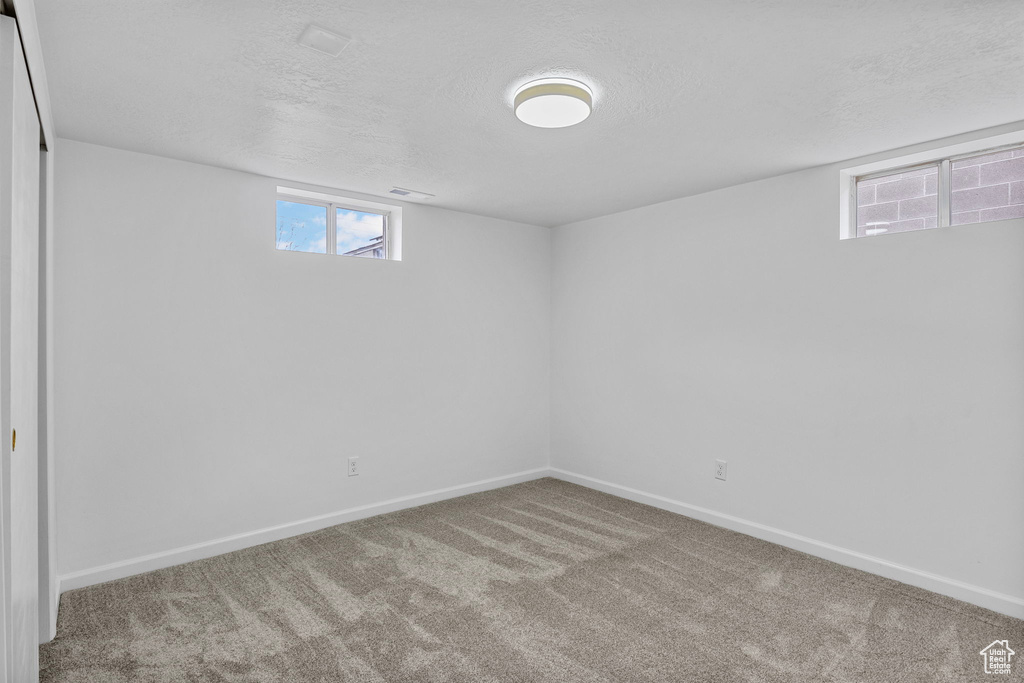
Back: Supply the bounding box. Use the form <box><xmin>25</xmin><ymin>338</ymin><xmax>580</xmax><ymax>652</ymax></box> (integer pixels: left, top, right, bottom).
<box><xmin>57</xmin><ymin>465</ymin><xmax>1024</xmax><ymax>620</ymax></box>
<box><xmin>58</xmin><ymin>467</ymin><xmax>550</xmax><ymax>594</ymax></box>
<box><xmin>549</xmin><ymin>468</ymin><xmax>1024</xmax><ymax>620</ymax></box>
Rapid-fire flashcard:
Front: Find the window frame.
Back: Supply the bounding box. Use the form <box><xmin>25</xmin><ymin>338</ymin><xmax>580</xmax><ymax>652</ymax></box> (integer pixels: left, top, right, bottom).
<box><xmin>853</xmin><ymin>161</ymin><xmax>942</xmax><ymax>238</ymax></box>
<box><xmin>840</xmin><ymin>130</ymin><xmax>1024</xmax><ymax>239</ymax></box>
<box><xmin>277</xmin><ymin>192</ymin><xmax>391</xmax><ymax>259</ymax></box>
<box><xmin>333</xmin><ymin>201</ymin><xmax>389</xmax><ymax>260</ymax></box>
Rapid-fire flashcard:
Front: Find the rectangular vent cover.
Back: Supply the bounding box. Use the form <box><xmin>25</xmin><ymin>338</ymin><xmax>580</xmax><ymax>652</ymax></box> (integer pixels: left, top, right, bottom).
<box><xmin>390</xmin><ymin>187</ymin><xmax>434</xmax><ymax>200</ymax></box>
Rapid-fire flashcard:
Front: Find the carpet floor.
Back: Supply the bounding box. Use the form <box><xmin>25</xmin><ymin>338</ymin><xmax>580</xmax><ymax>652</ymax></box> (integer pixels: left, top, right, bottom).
<box><xmin>40</xmin><ymin>478</ymin><xmax>1023</xmax><ymax>682</ymax></box>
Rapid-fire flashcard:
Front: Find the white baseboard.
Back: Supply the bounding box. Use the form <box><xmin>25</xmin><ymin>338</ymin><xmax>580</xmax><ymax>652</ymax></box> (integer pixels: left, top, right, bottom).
<box><xmin>58</xmin><ymin>467</ymin><xmax>549</xmax><ymax>594</ymax></box>
<box><xmin>549</xmin><ymin>468</ymin><xmax>1024</xmax><ymax>620</ymax></box>
<box><xmin>58</xmin><ymin>465</ymin><xmax>1024</xmax><ymax>621</ymax></box>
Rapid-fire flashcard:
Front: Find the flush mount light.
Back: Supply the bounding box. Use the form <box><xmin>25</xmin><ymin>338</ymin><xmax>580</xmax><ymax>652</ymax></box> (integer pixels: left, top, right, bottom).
<box><xmin>514</xmin><ymin>78</ymin><xmax>593</xmax><ymax>128</ymax></box>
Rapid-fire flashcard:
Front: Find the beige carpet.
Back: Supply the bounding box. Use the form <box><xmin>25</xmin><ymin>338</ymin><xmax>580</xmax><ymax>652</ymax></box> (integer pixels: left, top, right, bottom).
<box><xmin>41</xmin><ymin>478</ymin><xmax>1023</xmax><ymax>682</ymax></box>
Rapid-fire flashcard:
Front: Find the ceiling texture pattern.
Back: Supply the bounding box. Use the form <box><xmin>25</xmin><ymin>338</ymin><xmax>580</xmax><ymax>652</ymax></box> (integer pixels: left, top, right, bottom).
<box><xmin>35</xmin><ymin>0</ymin><xmax>1024</xmax><ymax>226</ymax></box>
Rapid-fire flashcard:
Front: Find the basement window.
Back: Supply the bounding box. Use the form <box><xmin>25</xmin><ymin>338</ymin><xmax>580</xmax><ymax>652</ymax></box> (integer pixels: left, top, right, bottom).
<box><xmin>840</xmin><ymin>134</ymin><xmax>1024</xmax><ymax>239</ymax></box>
<box><xmin>275</xmin><ymin>187</ymin><xmax>402</xmax><ymax>260</ymax></box>
<box><xmin>855</xmin><ymin>164</ymin><xmax>938</xmax><ymax>237</ymax></box>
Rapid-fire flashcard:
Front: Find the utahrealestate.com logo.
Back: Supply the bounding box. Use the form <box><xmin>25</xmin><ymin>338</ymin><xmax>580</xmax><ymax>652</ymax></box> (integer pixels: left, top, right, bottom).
<box><xmin>980</xmin><ymin>640</ymin><xmax>1015</xmax><ymax>675</ymax></box>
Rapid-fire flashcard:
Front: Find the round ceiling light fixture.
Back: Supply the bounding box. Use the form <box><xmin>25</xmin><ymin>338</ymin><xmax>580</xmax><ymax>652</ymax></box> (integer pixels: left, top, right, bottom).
<box><xmin>514</xmin><ymin>78</ymin><xmax>593</xmax><ymax>128</ymax></box>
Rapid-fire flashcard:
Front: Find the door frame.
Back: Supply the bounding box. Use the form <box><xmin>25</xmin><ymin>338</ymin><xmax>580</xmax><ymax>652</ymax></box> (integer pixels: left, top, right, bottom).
<box><xmin>1</xmin><ymin>0</ymin><xmax>57</xmax><ymax>644</ymax></box>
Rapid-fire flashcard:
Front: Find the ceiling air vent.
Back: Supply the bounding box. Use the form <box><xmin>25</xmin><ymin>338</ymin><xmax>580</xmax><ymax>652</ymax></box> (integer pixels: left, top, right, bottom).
<box><xmin>389</xmin><ymin>187</ymin><xmax>435</xmax><ymax>201</ymax></box>
<box><xmin>298</xmin><ymin>25</ymin><xmax>350</xmax><ymax>57</ymax></box>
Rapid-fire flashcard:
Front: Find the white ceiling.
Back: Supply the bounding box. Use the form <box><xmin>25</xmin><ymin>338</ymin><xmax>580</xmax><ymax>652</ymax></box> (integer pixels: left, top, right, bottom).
<box><xmin>35</xmin><ymin>0</ymin><xmax>1024</xmax><ymax>227</ymax></box>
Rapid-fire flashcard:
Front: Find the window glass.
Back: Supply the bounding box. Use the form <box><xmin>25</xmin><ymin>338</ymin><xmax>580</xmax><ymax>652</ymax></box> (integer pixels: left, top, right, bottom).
<box><xmin>950</xmin><ymin>148</ymin><xmax>1024</xmax><ymax>225</ymax></box>
<box><xmin>336</xmin><ymin>208</ymin><xmax>386</xmax><ymax>259</ymax></box>
<box><xmin>856</xmin><ymin>166</ymin><xmax>938</xmax><ymax>237</ymax></box>
<box><xmin>276</xmin><ymin>200</ymin><xmax>328</xmax><ymax>253</ymax></box>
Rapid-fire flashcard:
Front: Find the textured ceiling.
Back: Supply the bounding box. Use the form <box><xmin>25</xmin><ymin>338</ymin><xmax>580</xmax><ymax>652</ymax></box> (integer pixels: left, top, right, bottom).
<box><xmin>35</xmin><ymin>0</ymin><xmax>1024</xmax><ymax>227</ymax></box>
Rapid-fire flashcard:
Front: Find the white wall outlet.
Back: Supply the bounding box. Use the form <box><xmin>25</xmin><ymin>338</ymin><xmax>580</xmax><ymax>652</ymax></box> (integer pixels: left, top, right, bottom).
<box><xmin>347</xmin><ymin>456</ymin><xmax>360</xmax><ymax>477</ymax></box>
<box><xmin>715</xmin><ymin>459</ymin><xmax>727</xmax><ymax>481</ymax></box>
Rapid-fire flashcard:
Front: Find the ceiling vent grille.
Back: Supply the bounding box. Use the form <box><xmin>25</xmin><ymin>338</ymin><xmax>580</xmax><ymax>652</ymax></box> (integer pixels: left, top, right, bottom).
<box><xmin>389</xmin><ymin>187</ymin><xmax>434</xmax><ymax>200</ymax></box>
<box><xmin>298</xmin><ymin>25</ymin><xmax>350</xmax><ymax>57</ymax></box>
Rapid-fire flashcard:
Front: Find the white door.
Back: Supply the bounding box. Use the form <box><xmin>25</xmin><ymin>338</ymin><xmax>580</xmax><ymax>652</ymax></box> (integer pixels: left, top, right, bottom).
<box><xmin>0</xmin><ymin>14</ymin><xmax>41</xmax><ymax>683</ymax></box>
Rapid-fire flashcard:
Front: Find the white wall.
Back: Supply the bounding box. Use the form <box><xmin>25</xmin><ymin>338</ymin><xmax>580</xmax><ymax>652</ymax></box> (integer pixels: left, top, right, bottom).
<box><xmin>53</xmin><ymin>126</ymin><xmax>1024</xmax><ymax>616</ymax></box>
<box><xmin>54</xmin><ymin>140</ymin><xmax>551</xmax><ymax>578</ymax></box>
<box><xmin>551</xmin><ymin>132</ymin><xmax>1024</xmax><ymax>606</ymax></box>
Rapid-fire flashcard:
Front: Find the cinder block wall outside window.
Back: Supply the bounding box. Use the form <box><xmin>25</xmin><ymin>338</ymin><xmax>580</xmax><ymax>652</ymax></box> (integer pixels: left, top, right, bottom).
<box><xmin>857</xmin><ymin>167</ymin><xmax>938</xmax><ymax>235</ymax></box>
<box><xmin>856</xmin><ymin>148</ymin><xmax>1024</xmax><ymax>237</ymax></box>
<box><xmin>950</xmin><ymin>148</ymin><xmax>1024</xmax><ymax>225</ymax></box>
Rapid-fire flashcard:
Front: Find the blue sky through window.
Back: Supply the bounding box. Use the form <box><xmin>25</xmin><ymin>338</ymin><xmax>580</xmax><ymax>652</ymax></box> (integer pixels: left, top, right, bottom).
<box><xmin>337</xmin><ymin>208</ymin><xmax>384</xmax><ymax>256</ymax></box>
<box><xmin>276</xmin><ymin>200</ymin><xmax>327</xmax><ymax>253</ymax></box>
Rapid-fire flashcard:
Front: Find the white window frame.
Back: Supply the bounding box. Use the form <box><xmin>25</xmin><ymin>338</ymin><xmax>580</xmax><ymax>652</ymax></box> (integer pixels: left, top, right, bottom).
<box><xmin>839</xmin><ymin>129</ymin><xmax>1024</xmax><ymax>240</ymax></box>
<box><xmin>276</xmin><ymin>186</ymin><xmax>403</xmax><ymax>260</ymax></box>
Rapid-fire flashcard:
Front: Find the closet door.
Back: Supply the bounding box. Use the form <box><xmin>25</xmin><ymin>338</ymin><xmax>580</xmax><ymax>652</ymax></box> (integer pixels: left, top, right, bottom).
<box><xmin>0</xmin><ymin>14</ymin><xmax>41</xmax><ymax>683</ymax></box>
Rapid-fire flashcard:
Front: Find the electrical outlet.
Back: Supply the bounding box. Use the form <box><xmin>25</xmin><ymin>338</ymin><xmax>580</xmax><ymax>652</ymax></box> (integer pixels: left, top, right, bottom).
<box><xmin>715</xmin><ymin>459</ymin><xmax>727</xmax><ymax>481</ymax></box>
<box><xmin>347</xmin><ymin>456</ymin><xmax>360</xmax><ymax>477</ymax></box>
